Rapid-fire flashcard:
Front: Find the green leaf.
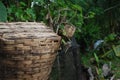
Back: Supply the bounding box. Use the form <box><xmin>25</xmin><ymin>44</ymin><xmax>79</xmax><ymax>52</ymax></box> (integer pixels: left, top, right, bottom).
<box><xmin>102</xmin><ymin>45</ymin><xmax>120</xmax><ymax>58</ymax></box>
<box><xmin>112</xmin><ymin>45</ymin><xmax>120</xmax><ymax>57</ymax></box>
<box><xmin>88</xmin><ymin>11</ymin><xmax>95</xmax><ymax>18</ymax></box>
<box><xmin>25</xmin><ymin>8</ymin><xmax>36</xmax><ymax>20</ymax></box>
<box><xmin>20</xmin><ymin>2</ymin><xmax>26</xmax><ymax>7</ymax></box>
<box><xmin>0</xmin><ymin>1</ymin><xmax>7</xmax><ymax>22</ymax></box>
<box><xmin>62</xmin><ymin>39</ymin><xmax>66</xmax><ymax>44</ymax></box>
<box><xmin>105</xmin><ymin>33</ymin><xmax>116</xmax><ymax>42</ymax></box>
<box><xmin>72</xmin><ymin>4</ymin><xmax>82</xmax><ymax>12</ymax></box>
<box><xmin>94</xmin><ymin>53</ymin><xmax>99</xmax><ymax>64</ymax></box>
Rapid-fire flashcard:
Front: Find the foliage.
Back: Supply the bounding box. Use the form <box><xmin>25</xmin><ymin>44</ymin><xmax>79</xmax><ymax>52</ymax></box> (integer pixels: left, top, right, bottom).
<box><xmin>7</xmin><ymin>2</ymin><xmax>36</xmax><ymax>21</ymax></box>
<box><xmin>78</xmin><ymin>23</ymin><xmax>101</xmax><ymax>51</ymax></box>
<box><xmin>102</xmin><ymin>45</ymin><xmax>120</xmax><ymax>58</ymax></box>
<box><xmin>0</xmin><ymin>1</ymin><xmax>7</xmax><ymax>22</ymax></box>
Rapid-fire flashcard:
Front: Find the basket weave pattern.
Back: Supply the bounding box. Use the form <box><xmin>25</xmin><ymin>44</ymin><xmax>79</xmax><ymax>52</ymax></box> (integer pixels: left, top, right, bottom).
<box><xmin>0</xmin><ymin>22</ymin><xmax>61</xmax><ymax>80</ymax></box>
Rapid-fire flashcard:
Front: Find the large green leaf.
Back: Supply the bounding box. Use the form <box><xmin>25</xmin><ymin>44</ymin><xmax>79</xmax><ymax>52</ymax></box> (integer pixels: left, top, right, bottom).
<box><xmin>112</xmin><ymin>45</ymin><xmax>120</xmax><ymax>57</ymax></box>
<box><xmin>102</xmin><ymin>45</ymin><xmax>120</xmax><ymax>58</ymax></box>
<box><xmin>0</xmin><ymin>1</ymin><xmax>7</xmax><ymax>22</ymax></box>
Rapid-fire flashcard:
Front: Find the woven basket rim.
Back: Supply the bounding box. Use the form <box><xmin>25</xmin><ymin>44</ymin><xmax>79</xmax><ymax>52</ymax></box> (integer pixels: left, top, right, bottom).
<box><xmin>0</xmin><ymin>22</ymin><xmax>45</xmax><ymax>24</ymax></box>
<box><xmin>0</xmin><ymin>22</ymin><xmax>61</xmax><ymax>40</ymax></box>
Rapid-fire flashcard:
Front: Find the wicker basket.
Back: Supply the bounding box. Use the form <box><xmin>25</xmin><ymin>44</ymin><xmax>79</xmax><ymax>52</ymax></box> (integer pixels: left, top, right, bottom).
<box><xmin>0</xmin><ymin>22</ymin><xmax>61</xmax><ymax>80</ymax></box>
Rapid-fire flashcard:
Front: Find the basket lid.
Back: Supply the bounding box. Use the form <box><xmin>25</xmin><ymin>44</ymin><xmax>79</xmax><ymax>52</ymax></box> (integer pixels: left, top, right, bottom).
<box><xmin>0</xmin><ymin>22</ymin><xmax>59</xmax><ymax>40</ymax></box>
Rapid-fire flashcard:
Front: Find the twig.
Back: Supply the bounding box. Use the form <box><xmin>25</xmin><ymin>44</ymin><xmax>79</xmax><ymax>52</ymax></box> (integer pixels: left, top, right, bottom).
<box><xmin>56</xmin><ymin>25</ymin><xmax>60</xmax><ymax>34</ymax></box>
<box><xmin>104</xmin><ymin>3</ymin><xmax>120</xmax><ymax>12</ymax></box>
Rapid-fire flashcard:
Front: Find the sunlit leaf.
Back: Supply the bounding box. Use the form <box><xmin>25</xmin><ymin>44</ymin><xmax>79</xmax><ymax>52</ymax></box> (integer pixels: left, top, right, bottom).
<box><xmin>94</xmin><ymin>53</ymin><xmax>99</xmax><ymax>64</ymax></box>
<box><xmin>112</xmin><ymin>45</ymin><xmax>120</xmax><ymax>57</ymax></box>
<box><xmin>72</xmin><ymin>4</ymin><xmax>82</xmax><ymax>12</ymax></box>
